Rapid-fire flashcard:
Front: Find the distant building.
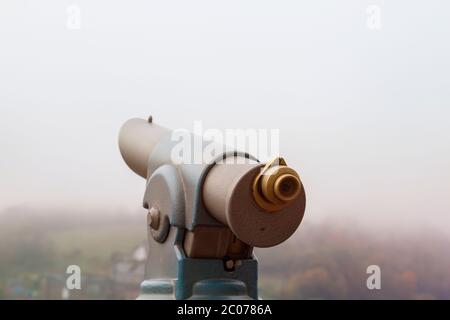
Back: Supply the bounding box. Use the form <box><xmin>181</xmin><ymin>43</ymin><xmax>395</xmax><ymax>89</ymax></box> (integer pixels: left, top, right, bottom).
<box><xmin>110</xmin><ymin>243</ymin><xmax>147</xmax><ymax>299</ymax></box>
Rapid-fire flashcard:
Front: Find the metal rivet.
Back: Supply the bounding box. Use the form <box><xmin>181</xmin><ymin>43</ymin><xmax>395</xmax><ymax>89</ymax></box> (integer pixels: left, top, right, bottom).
<box><xmin>225</xmin><ymin>260</ymin><xmax>235</xmax><ymax>271</ymax></box>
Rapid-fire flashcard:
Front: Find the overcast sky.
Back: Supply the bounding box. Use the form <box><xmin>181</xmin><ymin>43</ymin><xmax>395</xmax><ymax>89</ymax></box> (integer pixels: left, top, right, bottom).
<box><xmin>0</xmin><ymin>1</ymin><xmax>449</xmax><ymax>231</ymax></box>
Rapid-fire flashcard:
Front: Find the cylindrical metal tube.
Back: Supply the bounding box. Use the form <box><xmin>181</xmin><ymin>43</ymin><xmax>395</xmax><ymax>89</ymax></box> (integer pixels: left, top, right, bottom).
<box><xmin>202</xmin><ymin>161</ymin><xmax>259</xmax><ymax>226</ymax></box>
<box><xmin>202</xmin><ymin>161</ymin><xmax>306</xmax><ymax>247</ymax></box>
<box><xmin>119</xmin><ymin>118</ymin><xmax>170</xmax><ymax>178</ymax></box>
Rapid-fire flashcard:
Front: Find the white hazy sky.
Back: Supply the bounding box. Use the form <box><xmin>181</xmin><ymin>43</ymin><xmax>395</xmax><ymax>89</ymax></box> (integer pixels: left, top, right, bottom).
<box><xmin>0</xmin><ymin>1</ymin><xmax>449</xmax><ymax>231</ymax></box>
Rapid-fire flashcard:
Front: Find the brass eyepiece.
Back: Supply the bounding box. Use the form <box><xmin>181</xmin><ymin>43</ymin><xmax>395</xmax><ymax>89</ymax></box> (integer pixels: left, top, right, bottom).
<box><xmin>253</xmin><ymin>157</ymin><xmax>303</xmax><ymax>212</ymax></box>
<box><xmin>274</xmin><ymin>173</ymin><xmax>301</xmax><ymax>202</ymax></box>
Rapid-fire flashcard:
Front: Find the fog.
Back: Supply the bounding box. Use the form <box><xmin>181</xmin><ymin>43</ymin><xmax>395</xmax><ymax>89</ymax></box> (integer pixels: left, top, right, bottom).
<box><xmin>1</xmin><ymin>1</ymin><xmax>449</xmax><ymax>232</ymax></box>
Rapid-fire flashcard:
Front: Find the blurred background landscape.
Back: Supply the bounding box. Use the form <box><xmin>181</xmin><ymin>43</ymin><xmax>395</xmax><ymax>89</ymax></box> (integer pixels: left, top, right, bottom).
<box><xmin>1</xmin><ymin>207</ymin><xmax>449</xmax><ymax>300</ymax></box>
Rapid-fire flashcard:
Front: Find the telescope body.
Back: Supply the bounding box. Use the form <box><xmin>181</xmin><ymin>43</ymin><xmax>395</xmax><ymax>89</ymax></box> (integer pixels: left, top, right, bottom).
<box><xmin>119</xmin><ymin>117</ymin><xmax>306</xmax><ymax>299</ymax></box>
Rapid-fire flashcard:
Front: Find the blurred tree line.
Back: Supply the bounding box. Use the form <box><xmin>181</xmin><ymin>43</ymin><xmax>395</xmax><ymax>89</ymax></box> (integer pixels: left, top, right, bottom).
<box><xmin>257</xmin><ymin>221</ymin><xmax>450</xmax><ymax>299</ymax></box>
<box><xmin>1</xmin><ymin>207</ymin><xmax>449</xmax><ymax>299</ymax></box>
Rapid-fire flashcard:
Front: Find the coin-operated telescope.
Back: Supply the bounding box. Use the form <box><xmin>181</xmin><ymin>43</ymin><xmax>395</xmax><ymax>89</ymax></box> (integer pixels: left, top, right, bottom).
<box><xmin>119</xmin><ymin>116</ymin><xmax>306</xmax><ymax>300</ymax></box>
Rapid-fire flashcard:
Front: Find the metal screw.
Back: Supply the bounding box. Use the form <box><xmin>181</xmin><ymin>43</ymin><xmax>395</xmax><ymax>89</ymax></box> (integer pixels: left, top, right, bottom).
<box><xmin>225</xmin><ymin>260</ymin><xmax>235</xmax><ymax>271</ymax></box>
